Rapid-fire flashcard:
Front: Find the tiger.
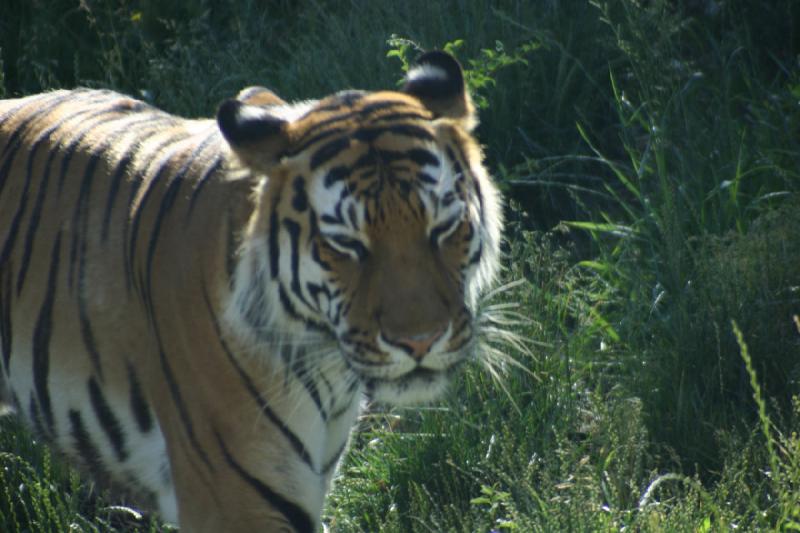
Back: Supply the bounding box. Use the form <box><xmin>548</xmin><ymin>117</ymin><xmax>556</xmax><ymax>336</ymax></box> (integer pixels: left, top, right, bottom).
<box><xmin>0</xmin><ymin>51</ymin><xmax>502</xmax><ymax>532</ymax></box>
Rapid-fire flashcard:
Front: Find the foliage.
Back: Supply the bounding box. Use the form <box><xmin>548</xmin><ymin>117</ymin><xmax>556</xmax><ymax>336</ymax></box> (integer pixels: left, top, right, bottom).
<box><xmin>560</xmin><ymin>0</ymin><xmax>800</xmax><ymax>471</ymax></box>
<box><xmin>387</xmin><ymin>36</ymin><xmax>540</xmax><ymax>109</ymax></box>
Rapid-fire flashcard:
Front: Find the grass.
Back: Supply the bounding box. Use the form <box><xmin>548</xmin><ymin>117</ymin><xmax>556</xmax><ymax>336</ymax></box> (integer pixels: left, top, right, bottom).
<box><xmin>1</xmin><ymin>0</ymin><xmax>799</xmax><ymax>531</ymax></box>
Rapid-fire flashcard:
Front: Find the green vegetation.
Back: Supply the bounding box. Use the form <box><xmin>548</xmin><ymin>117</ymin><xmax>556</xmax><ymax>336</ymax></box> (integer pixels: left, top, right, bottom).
<box><xmin>1</xmin><ymin>0</ymin><xmax>799</xmax><ymax>530</ymax></box>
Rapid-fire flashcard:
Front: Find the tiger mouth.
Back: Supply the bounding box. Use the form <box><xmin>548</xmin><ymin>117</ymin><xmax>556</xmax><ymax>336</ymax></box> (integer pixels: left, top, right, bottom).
<box><xmin>363</xmin><ymin>360</ymin><xmax>464</xmax><ymax>389</ymax></box>
<box><xmin>396</xmin><ymin>366</ymin><xmax>441</xmax><ymax>381</ymax></box>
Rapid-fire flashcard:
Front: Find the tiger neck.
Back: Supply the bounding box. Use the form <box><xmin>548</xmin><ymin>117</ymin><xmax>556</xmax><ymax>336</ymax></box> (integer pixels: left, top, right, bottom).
<box><xmin>217</xmin><ymin>271</ymin><xmax>364</xmax><ymax>523</ymax></box>
<box><xmin>164</xmin><ymin>168</ymin><xmax>363</xmax><ymax>527</ymax></box>
<box><xmin>214</xmin><ymin>182</ymin><xmax>364</xmax><ymax>510</ymax></box>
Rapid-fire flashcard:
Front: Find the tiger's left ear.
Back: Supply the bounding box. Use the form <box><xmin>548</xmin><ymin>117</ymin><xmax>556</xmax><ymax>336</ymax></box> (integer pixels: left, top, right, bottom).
<box><xmin>402</xmin><ymin>51</ymin><xmax>476</xmax><ymax>131</ymax></box>
<box><xmin>217</xmin><ymin>99</ymin><xmax>289</xmax><ymax>171</ymax></box>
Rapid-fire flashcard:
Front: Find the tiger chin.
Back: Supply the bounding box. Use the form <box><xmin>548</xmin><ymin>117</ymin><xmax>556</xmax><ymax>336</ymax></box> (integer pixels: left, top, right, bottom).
<box><xmin>0</xmin><ymin>51</ymin><xmax>502</xmax><ymax>532</ymax></box>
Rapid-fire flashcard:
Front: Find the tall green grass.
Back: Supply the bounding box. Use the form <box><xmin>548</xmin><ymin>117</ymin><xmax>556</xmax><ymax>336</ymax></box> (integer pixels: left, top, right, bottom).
<box><xmin>0</xmin><ymin>417</ymin><xmax>168</xmax><ymax>532</ymax></box>
<box><xmin>560</xmin><ymin>0</ymin><xmax>800</xmax><ymax>472</ymax></box>
<box><xmin>1</xmin><ymin>0</ymin><xmax>799</xmax><ymax>531</ymax></box>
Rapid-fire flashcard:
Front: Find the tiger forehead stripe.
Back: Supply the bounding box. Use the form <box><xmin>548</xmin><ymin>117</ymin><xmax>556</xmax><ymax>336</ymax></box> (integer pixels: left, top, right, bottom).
<box><xmin>293</xmin><ymin>98</ymin><xmax>432</xmax><ymax>149</ymax></box>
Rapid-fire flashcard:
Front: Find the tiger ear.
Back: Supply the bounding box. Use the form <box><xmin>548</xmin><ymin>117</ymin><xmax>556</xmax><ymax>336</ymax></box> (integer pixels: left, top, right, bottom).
<box><xmin>402</xmin><ymin>51</ymin><xmax>476</xmax><ymax>130</ymax></box>
<box><xmin>217</xmin><ymin>99</ymin><xmax>289</xmax><ymax>171</ymax></box>
<box><xmin>235</xmin><ymin>86</ymin><xmax>287</xmax><ymax>108</ymax></box>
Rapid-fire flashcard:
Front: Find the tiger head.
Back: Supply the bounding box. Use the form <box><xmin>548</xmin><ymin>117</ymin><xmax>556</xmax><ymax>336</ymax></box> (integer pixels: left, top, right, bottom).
<box><xmin>217</xmin><ymin>52</ymin><xmax>502</xmax><ymax>405</ymax></box>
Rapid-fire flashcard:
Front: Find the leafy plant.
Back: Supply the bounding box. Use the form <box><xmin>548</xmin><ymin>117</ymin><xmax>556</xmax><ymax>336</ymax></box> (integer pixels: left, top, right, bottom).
<box><xmin>387</xmin><ymin>36</ymin><xmax>539</xmax><ymax>109</ymax></box>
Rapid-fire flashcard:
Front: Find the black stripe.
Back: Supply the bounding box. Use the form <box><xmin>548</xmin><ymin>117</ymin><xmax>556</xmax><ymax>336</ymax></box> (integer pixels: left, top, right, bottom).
<box><xmin>309</xmin><ymin>137</ymin><xmax>350</xmax><ymax>170</ymax></box>
<box><xmin>101</xmin><ymin>153</ymin><xmax>133</xmax><ymax>243</ymax></box>
<box><xmin>0</xmin><ymin>114</ymin><xmax>78</xmax><ymax>271</ymax></box>
<box><xmin>319</xmin><ymin>369</ymin><xmax>335</xmax><ymax>409</ymax></box>
<box><xmin>186</xmin><ymin>154</ymin><xmax>224</xmax><ymax>218</ymax></box>
<box><xmin>332</xmin><ymin>299</ymin><xmax>344</xmax><ymax>326</ymax></box>
<box><xmin>323</xmin><ymin>166</ymin><xmax>349</xmax><ymax>189</ymax></box>
<box><xmin>144</xmin><ymin>132</ymin><xmax>217</xmax><ymax>299</ymax></box>
<box><xmin>429</xmin><ymin>214</ymin><xmax>461</xmax><ymax>249</ymax></box>
<box><xmin>328</xmin><ymin>234</ymin><xmax>368</xmax><ymax>262</ymax></box>
<box><xmin>88</xmin><ymin>376</ymin><xmax>129</xmax><ymax>461</ymax></box>
<box><xmin>77</xmin><ymin>284</ymin><xmax>103</xmax><ymax>377</ymax></box>
<box><xmin>16</xmin><ymin>108</ymin><xmax>144</xmax><ymax>295</ymax></box>
<box><xmin>74</xmin><ymin>149</ymin><xmax>105</xmax><ymax>376</ymax></box>
<box><xmin>0</xmin><ymin>98</ymin><xmax>49</xmax><ymax>157</ymax></box>
<box><xmin>242</xmin><ymin>257</ymin><xmax>270</xmax><ymax>333</ymax></box>
<box><xmin>283</xmin><ymin>218</ymin><xmax>311</xmax><ymax>309</ymax></box>
<box><xmin>346</xmin><ymin>204</ymin><xmax>359</xmax><ymax>229</ymax></box>
<box><xmin>322</xmin><ymin>440</ymin><xmax>348</xmax><ymax>476</ymax></box>
<box><xmin>127</xmin><ymin>148</ymin><xmax>180</xmax><ymax>292</ymax></box>
<box><xmin>448</xmin><ymin>142</ymin><xmax>485</xmax><ymax>223</ymax></box>
<box><xmin>68</xmin><ymin>408</ymin><xmax>109</xmax><ymax>477</ymax></box>
<box><xmin>320</xmin><ymin>213</ymin><xmax>343</xmax><ymax>225</ymax></box>
<box><xmin>329</xmin><ymin>386</ymin><xmax>358</xmax><ymax>421</ymax></box>
<box><xmin>32</xmin><ymin>231</ymin><xmax>62</xmax><ymax>435</ymax></box>
<box><xmin>100</xmin><ymin>115</ymin><xmax>181</xmax><ymax>243</ymax></box>
<box><xmin>305</xmin><ymin>282</ymin><xmax>330</xmax><ymax>311</ymax></box>
<box><xmin>201</xmin><ymin>286</ymin><xmax>318</xmax><ymax>471</ymax></box>
<box><xmin>53</xmin><ymin>100</ymin><xmax>127</xmax><ymax>197</ymax></box>
<box><xmin>63</xmin><ymin>109</ymin><xmax>153</xmax><ymax>272</ymax></box>
<box><xmin>291</xmin><ymin>175</ymin><xmax>308</xmax><ymax>212</ymax></box>
<box><xmin>67</xmin><ymin>122</ymin><xmax>127</xmax><ymax>289</ymax></box>
<box><xmin>155</xmin><ymin>335</ymin><xmax>213</xmax><ymax>470</ymax></box>
<box><xmin>139</xmin><ymin>257</ymin><xmax>214</xmax><ymax>474</ymax></box>
<box><xmin>15</xmin><ymin>147</ymin><xmax>58</xmax><ymax>295</ymax></box>
<box><xmin>268</xmin><ymin>209</ymin><xmax>280</xmax><ymax>278</ymax></box>
<box><xmin>352</xmin><ymin>124</ymin><xmax>434</xmax><ymax>143</ymax></box>
<box><xmin>0</xmin><ymin>93</ymin><xmax>53</xmax><ymax>129</ymax></box>
<box><xmin>370</xmin><ymin>111</ymin><xmax>432</xmax><ymax>123</ymax></box>
<box><xmin>214</xmin><ymin>430</ymin><xmax>314</xmax><ymax>533</ymax></box>
<box><xmin>99</xmin><ymin>116</ymin><xmax>178</xmax><ymax>244</ymax></box>
<box><xmin>406</xmin><ymin>147</ymin><xmax>440</xmax><ymax>168</ymax></box>
<box><xmin>287</xmin><ymin>127</ymin><xmax>347</xmax><ymax>157</ymax></box>
<box><xmin>277</xmin><ymin>279</ymin><xmax>328</xmax><ymax>334</ymax></box>
<box><xmin>127</xmin><ymin>362</ymin><xmax>153</xmax><ymax>433</ymax></box>
<box><xmin>310</xmin><ymin>242</ymin><xmax>332</xmax><ymax>273</ymax></box>
<box><xmin>462</xmin><ymin>220</ymin><xmax>475</xmax><ymax>242</ymax></box>
<box><xmin>292</xmin><ymin>107</ymin><xmax>369</xmax><ymax>145</ymax></box>
<box><xmin>0</xmin><ymin>92</ymin><xmax>78</xmax><ymax>195</ymax></box>
<box><xmin>288</xmin><ymin>355</ymin><xmax>327</xmax><ymax>421</ymax></box>
<box><xmin>225</xmin><ymin>208</ymin><xmax>239</xmax><ymax>285</ymax></box>
<box><xmin>357</xmin><ymin>100</ymin><xmax>408</xmax><ymax>116</ymax></box>
<box><xmin>121</xmin><ymin>131</ymin><xmax>189</xmax><ymax>291</ymax></box>
<box><xmin>57</xmin><ymin>135</ymin><xmax>155</xmax><ymax>371</ymax></box>
<box><xmin>70</xmin><ymin>120</ymin><xmax>156</xmax><ymax>376</ymax></box>
<box><xmin>418</xmin><ymin>172</ymin><xmax>437</xmax><ymax>185</ymax></box>
<box><xmin>468</xmin><ymin>242</ymin><xmax>483</xmax><ymax>266</ymax></box>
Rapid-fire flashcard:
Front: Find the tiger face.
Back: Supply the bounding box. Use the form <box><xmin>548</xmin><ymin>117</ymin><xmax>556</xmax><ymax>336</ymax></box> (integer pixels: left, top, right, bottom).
<box><xmin>219</xmin><ymin>52</ymin><xmax>502</xmax><ymax>405</ymax></box>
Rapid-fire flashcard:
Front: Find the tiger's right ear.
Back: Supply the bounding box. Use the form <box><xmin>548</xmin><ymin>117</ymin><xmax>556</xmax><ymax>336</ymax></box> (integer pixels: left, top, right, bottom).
<box><xmin>402</xmin><ymin>51</ymin><xmax>476</xmax><ymax>131</ymax></box>
<box><xmin>235</xmin><ymin>86</ymin><xmax>287</xmax><ymax>108</ymax></box>
<box><xmin>217</xmin><ymin>99</ymin><xmax>289</xmax><ymax>171</ymax></box>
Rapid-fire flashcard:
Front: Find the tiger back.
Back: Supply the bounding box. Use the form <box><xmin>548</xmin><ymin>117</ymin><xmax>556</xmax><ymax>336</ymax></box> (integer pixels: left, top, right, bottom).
<box><xmin>0</xmin><ymin>52</ymin><xmax>503</xmax><ymax>532</ymax></box>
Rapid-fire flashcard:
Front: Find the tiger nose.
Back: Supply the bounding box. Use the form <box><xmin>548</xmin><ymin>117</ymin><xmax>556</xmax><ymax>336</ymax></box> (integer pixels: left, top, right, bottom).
<box><xmin>390</xmin><ymin>328</ymin><xmax>445</xmax><ymax>360</ymax></box>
